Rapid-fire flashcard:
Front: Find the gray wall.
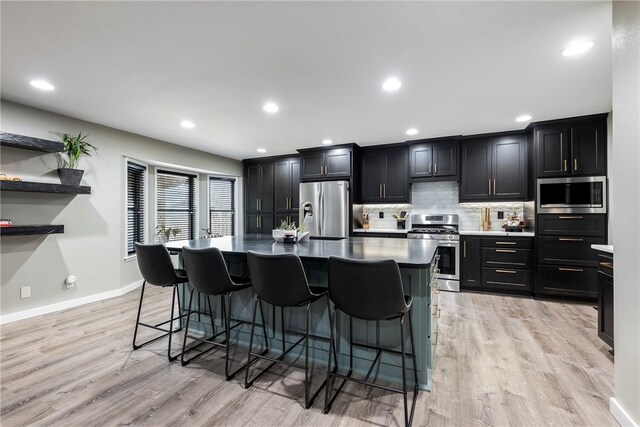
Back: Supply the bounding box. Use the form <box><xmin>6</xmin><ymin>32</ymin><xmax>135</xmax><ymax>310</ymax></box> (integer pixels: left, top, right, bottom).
<box><xmin>1</xmin><ymin>101</ymin><xmax>243</xmax><ymax>316</ymax></box>
<box><xmin>612</xmin><ymin>1</ymin><xmax>640</xmax><ymax>424</ymax></box>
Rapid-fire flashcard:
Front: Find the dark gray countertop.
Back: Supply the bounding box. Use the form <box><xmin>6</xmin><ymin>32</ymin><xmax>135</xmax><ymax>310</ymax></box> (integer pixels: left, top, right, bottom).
<box><xmin>166</xmin><ymin>235</ymin><xmax>438</xmax><ymax>268</ymax></box>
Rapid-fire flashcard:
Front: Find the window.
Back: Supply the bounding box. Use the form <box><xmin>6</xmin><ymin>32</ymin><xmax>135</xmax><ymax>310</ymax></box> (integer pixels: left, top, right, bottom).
<box><xmin>156</xmin><ymin>170</ymin><xmax>196</xmax><ymax>241</ymax></box>
<box><xmin>126</xmin><ymin>161</ymin><xmax>146</xmax><ymax>255</ymax></box>
<box><xmin>209</xmin><ymin>177</ymin><xmax>235</xmax><ymax>236</ymax></box>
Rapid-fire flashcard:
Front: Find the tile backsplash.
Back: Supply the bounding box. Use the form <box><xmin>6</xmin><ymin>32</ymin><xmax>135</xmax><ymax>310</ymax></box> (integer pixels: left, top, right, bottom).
<box><xmin>359</xmin><ymin>181</ymin><xmax>534</xmax><ymax>231</ymax></box>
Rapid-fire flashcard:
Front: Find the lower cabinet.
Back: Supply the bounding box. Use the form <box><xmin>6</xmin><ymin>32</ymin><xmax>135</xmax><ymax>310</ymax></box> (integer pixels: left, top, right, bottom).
<box><xmin>246</xmin><ymin>214</ymin><xmax>274</xmax><ymax>234</ymax></box>
<box><xmin>597</xmin><ymin>252</ymin><xmax>614</xmax><ymax>348</ymax></box>
<box><xmin>461</xmin><ymin>235</ymin><xmax>533</xmax><ymax>295</ymax></box>
<box><xmin>536</xmin><ymin>265</ymin><xmax>598</xmax><ymax>299</ymax></box>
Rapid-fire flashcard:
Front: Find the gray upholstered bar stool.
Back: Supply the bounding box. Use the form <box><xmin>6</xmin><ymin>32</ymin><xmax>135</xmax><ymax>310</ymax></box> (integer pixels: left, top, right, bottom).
<box><xmin>180</xmin><ymin>246</ymin><xmax>268</xmax><ymax>380</ymax></box>
<box><xmin>133</xmin><ymin>242</ymin><xmax>190</xmax><ymax>361</ymax></box>
<box><xmin>244</xmin><ymin>251</ymin><xmax>337</xmax><ymax>409</ymax></box>
<box><xmin>324</xmin><ymin>256</ymin><xmax>419</xmax><ymax>427</ymax></box>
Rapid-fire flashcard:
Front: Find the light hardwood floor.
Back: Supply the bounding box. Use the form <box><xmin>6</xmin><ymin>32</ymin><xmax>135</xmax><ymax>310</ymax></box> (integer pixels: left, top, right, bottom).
<box><xmin>1</xmin><ymin>288</ymin><xmax>615</xmax><ymax>426</ymax></box>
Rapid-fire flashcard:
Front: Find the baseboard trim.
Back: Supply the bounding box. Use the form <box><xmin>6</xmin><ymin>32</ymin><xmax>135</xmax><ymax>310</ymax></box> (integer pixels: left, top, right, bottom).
<box><xmin>0</xmin><ymin>280</ymin><xmax>143</xmax><ymax>325</ymax></box>
<box><xmin>611</xmin><ymin>397</ymin><xmax>639</xmax><ymax>427</ymax></box>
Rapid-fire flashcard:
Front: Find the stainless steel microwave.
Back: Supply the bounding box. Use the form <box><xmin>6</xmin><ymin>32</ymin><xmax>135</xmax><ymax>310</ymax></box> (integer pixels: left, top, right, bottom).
<box><xmin>537</xmin><ymin>176</ymin><xmax>607</xmax><ymax>214</ymax></box>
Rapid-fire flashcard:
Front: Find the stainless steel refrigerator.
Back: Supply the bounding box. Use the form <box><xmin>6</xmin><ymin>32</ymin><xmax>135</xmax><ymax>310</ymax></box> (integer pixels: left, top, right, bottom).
<box><xmin>299</xmin><ymin>181</ymin><xmax>349</xmax><ymax>239</ymax></box>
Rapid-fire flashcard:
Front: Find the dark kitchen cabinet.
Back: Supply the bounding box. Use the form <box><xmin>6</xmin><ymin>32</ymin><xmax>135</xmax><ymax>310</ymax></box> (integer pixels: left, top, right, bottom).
<box><xmin>274</xmin><ymin>157</ymin><xmax>300</xmax><ymax>212</ymax></box>
<box><xmin>596</xmin><ymin>252</ymin><xmax>614</xmax><ymax>348</ymax></box>
<box><xmin>461</xmin><ymin>236</ymin><xmax>482</xmax><ymax>289</ymax></box>
<box><xmin>359</xmin><ymin>146</ymin><xmax>409</xmax><ymax>203</ymax></box>
<box><xmin>245</xmin><ymin>161</ymin><xmax>273</xmax><ymax>212</ymax></box>
<box><xmin>246</xmin><ymin>213</ymin><xmax>274</xmax><ymax>234</ymax></box>
<box><xmin>275</xmin><ymin>213</ymin><xmax>298</xmax><ymax>229</ymax></box>
<box><xmin>460</xmin><ymin>134</ymin><xmax>527</xmax><ymax>202</ymax></box>
<box><xmin>536</xmin><ymin>265</ymin><xmax>598</xmax><ymax>299</ymax></box>
<box><xmin>537</xmin><ymin>235</ymin><xmax>605</xmax><ymax>267</ymax></box>
<box><xmin>300</xmin><ymin>147</ymin><xmax>352</xmax><ymax>181</ymax></box>
<box><xmin>409</xmin><ymin>139</ymin><xmax>458</xmax><ymax>180</ymax></box>
<box><xmin>537</xmin><ymin>214</ymin><xmax>606</xmax><ymax>237</ymax></box>
<box><xmin>534</xmin><ymin>117</ymin><xmax>607</xmax><ymax>178</ymax></box>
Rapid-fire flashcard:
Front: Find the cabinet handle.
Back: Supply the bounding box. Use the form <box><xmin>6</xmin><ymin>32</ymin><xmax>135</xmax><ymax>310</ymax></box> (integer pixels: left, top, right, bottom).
<box><xmin>496</xmin><ymin>269</ymin><xmax>517</xmax><ymax>274</ymax></box>
<box><xmin>574</xmin><ymin>159</ymin><xmax>578</xmax><ymax>171</ymax></box>
<box><xmin>324</xmin><ymin>165</ymin><xmax>328</xmax><ymax>175</ymax></box>
<box><xmin>496</xmin><ymin>241</ymin><xmax>517</xmax><ymax>245</ymax></box>
<box><xmin>559</xmin><ymin>267</ymin><xmax>584</xmax><ymax>272</ymax></box>
<box><xmin>383</xmin><ymin>184</ymin><xmax>386</xmax><ymax>198</ymax></box>
<box><xmin>434</xmin><ymin>163</ymin><xmax>438</xmax><ymax>174</ymax></box>
<box><xmin>564</xmin><ymin>159</ymin><xmax>568</xmax><ymax>172</ymax></box>
<box><xmin>599</xmin><ymin>261</ymin><xmax>613</xmax><ymax>269</ymax></box>
<box><xmin>558</xmin><ymin>237</ymin><xmax>584</xmax><ymax>242</ymax></box>
<box><xmin>256</xmin><ymin>198</ymin><xmax>259</xmax><ymax>210</ymax></box>
<box><xmin>496</xmin><ymin>249</ymin><xmax>517</xmax><ymax>253</ymax></box>
<box><xmin>493</xmin><ymin>179</ymin><xmax>496</xmax><ymax>195</ymax></box>
<box><xmin>463</xmin><ymin>240</ymin><xmax>467</xmax><ymax>258</ymax></box>
<box><xmin>558</xmin><ymin>216</ymin><xmax>583</xmax><ymax>219</ymax></box>
<box><xmin>428</xmin><ymin>163</ymin><xmax>432</xmax><ymax>174</ymax></box>
<box><xmin>379</xmin><ymin>184</ymin><xmax>382</xmax><ymax>198</ymax></box>
<box><xmin>488</xmin><ymin>180</ymin><xmax>491</xmax><ymax>195</ymax></box>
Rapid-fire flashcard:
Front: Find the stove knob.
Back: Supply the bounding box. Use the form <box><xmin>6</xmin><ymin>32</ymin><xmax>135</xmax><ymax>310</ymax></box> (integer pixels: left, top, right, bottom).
<box><xmin>430</xmin><ymin>235</ymin><xmax>435</xmax><ymax>239</ymax></box>
<box><xmin>417</xmin><ymin>235</ymin><xmax>423</xmax><ymax>239</ymax></box>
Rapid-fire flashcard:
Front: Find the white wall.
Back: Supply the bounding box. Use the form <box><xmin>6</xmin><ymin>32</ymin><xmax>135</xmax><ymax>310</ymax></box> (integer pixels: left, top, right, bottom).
<box><xmin>611</xmin><ymin>1</ymin><xmax>640</xmax><ymax>425</ymax></box>
<box><xmin>0</xmin><ymin>101</ymin><xmax>242</xmax><ymax>318</ymax></box>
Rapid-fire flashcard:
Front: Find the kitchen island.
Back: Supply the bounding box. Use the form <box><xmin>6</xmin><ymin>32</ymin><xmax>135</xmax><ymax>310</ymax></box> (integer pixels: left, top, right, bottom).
<box><xmin>166</xmin><ymin>235</ymin><xmax>440</xmax><ymax>390</ymax></box>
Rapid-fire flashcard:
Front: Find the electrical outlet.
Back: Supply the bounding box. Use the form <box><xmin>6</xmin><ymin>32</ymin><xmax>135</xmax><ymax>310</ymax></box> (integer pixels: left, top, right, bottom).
<box><xmin>379</xmin><ymin>212</ymin><xmax>384</xmax><ymax>219</ymax></box>
<box><xmin>497</xmin><ymin>211</ymin><xmax>504</xmax><ymax>219</ymax></box>
<box><xmin>20</xmin><ymin>286</ymin><xmax>31</xmax><ymax>299</ymax></box>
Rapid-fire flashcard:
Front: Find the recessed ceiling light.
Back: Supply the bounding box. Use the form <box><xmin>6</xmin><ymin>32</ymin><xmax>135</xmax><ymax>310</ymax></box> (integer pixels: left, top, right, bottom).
<box><xmin>382</xmin><ymin>77</ymin><xmax>402</xmax><ymax>92</ymax></box>
<box><xmin>257</xmin><ymin>148</ymin><xmax>267</xmax><ymax>153</ymax></box>
<box><xmin>263</xmin><ymin>102</ymin><xmax>279</xmax><ymax>113</ymax></box>
<box><xmin>29</xmin><ymin>79</ymin><xmax>55</xmax><ymax>91</ymax></box>
<box><xmin>561</xmin><ymin>40</ymin><xmax>595</xmax><ymax>57</ymax></box>
<box><xmin>322</xmin><ymin>139</ymin><xmax>333</xmax><ymax>145</ymax></box>
<box><xmin>180</xmin><ymin>120</ymin><xmax>195</xmax><ymax>129</ymax></box>
<box><xmin>406</xmin><ymin>128</ymin><xmax>419</xmax><ymax>136</ymax></box>
<box><xmin>515</xmin><ymin>115</ymin><xmax>532</xmax><ymax>123</ymax></box>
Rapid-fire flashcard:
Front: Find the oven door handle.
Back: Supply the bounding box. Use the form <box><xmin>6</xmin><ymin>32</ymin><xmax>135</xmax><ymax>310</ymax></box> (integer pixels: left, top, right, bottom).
<box><xmin>437</xmin><ymin>242</ymin><xmax>459</xmax><ymax>247</ymax></box>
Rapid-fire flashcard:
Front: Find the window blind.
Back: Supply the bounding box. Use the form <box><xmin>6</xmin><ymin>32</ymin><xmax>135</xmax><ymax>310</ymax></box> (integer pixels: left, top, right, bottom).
<box><xmin>127</xmin><ymin>161</ymin><xmax>146</xmax><ymax>255</ymax></box>
<box><xmin>209</xmin><ymin>177</ymin><xmax>235</xmax><ymax>236</ymax></box>
<box><xmin>156</xmin><ymin>170</ymin><xmax>196</xmax><ymax>241</ymax></box>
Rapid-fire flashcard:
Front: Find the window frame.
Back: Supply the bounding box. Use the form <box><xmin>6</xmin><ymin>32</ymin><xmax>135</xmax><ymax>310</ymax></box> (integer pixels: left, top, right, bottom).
<box><xmin>208</xmin><ymin>175</ymin><xmax>237</xmax><ymax>237</ymax></box>
<box><xmin>124</xmin><ymin>158</ymin><xmax>148</xmax><ymax>260</ymax></box>
<box><xmin>155</xmin><ymin>168</ymin><xmax>198</xmax><ymax>242</ymax></box>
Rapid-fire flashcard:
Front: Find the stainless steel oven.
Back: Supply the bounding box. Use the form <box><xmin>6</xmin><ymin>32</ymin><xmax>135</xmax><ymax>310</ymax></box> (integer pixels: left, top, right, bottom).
<box><xmin>537</xmin><ymin>176</ymin><xmax>607</xmax><ymax>214</ymax></box>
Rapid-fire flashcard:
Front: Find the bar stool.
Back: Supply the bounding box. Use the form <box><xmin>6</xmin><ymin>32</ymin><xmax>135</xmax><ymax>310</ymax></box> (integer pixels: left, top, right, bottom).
<box><xmin>180</xmin><ymin>246</ymin><xmax>268</xmax><ymax>380</ymax></box>
<box><xmin>133</xmin><ymin>242</ymin><xmax>190</xmax><ymax>361</ymax></box>
<box><xmin>324</xmin><ymin>256</ymin><xmax>419</xmax><ymax>427</ymax></box>
<box><xmin>244</xmin><ymin>251</ymin><xmax>337</xmax><ymax>409</ymax></box>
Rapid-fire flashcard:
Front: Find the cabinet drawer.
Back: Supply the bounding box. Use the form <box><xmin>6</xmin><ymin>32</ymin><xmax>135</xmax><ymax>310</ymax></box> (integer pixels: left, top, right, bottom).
<box><xmin>537</xmin><ymin>214</ymin><xmax>606</xmax><ymax>237</ymax></box>
<box><xmin>481</xmin><ymin>237</ymin><xmax>533</xmax><ymax>249</ymax></box>
<box><xmin>538</xmin><ymin>236</ymin><xmax>605</xmax><ymax>267</ymax></box>
<box><xmin>597</xmin><ymin>253</ymin><xmax>613</xmax><ymax>276</ymax></box>
<box><xmin>482</xmin><ymin>268</ymin><xmax>532</xmax><ymax>292</ymax></box>
<box><xmin>482</xmin><ymin>248</ymin><xmax>532</xmax><ymax>269</ymax></box>
<box><xmin>536</xmin><ymin>265</ymin><xmax>598</xmax><ymax>299</ymax></box>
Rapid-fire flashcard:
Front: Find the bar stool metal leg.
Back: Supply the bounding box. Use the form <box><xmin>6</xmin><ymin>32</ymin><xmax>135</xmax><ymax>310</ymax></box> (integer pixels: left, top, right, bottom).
<box><xmin>132</xmin><ymin>281</ymin><xmax>147</xmax><ymax>350</ymax></box>
<box><xmin>400</xmin><ymin>315</ymin><xmax>409</xmax><ymax>427</ymax></box>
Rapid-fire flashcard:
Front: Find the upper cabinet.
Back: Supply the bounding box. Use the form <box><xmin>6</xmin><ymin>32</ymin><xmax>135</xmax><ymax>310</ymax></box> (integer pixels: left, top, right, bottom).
<box><xmin>409</xmin><ymin>138</ymin><xmax>458</xmax><ymax>181</ymax></box>
<box><xmin>274</xmin><ymin>157</ymin><xmax>300</xmax><ymax>212</ymax></box>
<box><xmin>245</xmin><ymin>161</ymin><xmax>274</xmax><ymax>212</ymax></box>
<box><xmin>460</xmin><ymin>133</ymin><xmax>528</xmax><ymax>202</ymax></box>
<box><xmin>535</xmin><ymin>116</ymin><xmax>606</xmax><ymax>178</ymax></box>
<box><xmin>299</xmin><ymin>146</ymin><xmax>353</xmax><ymax>181</ymax></box>
<box><xmin>359</xmin><ymin>146</ymin><xmax>409</xmax><ymax>203</ymax></box>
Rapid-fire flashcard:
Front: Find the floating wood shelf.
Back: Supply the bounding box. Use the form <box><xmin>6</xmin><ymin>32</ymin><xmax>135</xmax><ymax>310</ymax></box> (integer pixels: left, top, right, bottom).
<box><xmin>0</xmin><ymin>225</ymin><xmax>64</xmax><ymax>236</ymax></box>
<box><xmin>0</xmin><ymin>180</ymin><xmax>91</xmax><ymax>194</ymax></box>
<box><xmin>0</xmin><ymin>132</ymin><xmax>63</xmax><ymax>153</ymax></box>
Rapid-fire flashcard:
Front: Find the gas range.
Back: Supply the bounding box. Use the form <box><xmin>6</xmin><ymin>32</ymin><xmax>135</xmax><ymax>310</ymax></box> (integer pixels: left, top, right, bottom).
<box><xmin>407</xmin><ymin>214</ymin><xmax>460</xmax><ymax>292</ymax></box>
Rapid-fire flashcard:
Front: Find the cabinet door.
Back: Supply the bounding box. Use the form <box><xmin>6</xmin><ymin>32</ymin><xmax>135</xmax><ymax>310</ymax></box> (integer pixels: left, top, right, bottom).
<box><xmin>537</xmin><ymin>236</ymin><xmax>605</xmax><ymax>267</ymax></box>
<box><xmin>598</xmin><ymin>271</ymin><xmax>614</xmax><ymax>347</ymax></box>
<box><xmin>383</xmin><ymin>147</ymin><xmax>410</xmax><ymax>202</ymax></box>
<box><xmin>259</xmin><ymin>163</ymin><xmax>274</xmax><ymax>212</ymax></box>
<box><xmin>301</xmin><ymin>152</ymin><xmax>325</xmax><ymax>180</ymax></box>
<box><xmin>482</xmin><ymin>268</ymin><xmax>532</xmax><ymax>293</ymax></box>
<box><xmin>275</xmin><ymin>213</ymin><xmax>295</xmax><ymax>229</ymax></box>
<box><xmin>492</xmin><ymin>136</ymin><xmax>527</xmax><ymax>200</ymax></box>
<box><xmin>274</xmin><ymin>159</ymin><xmax>292</xmax><ymax>212</ymax></box>
<box><xmin>245</xmin><ymin>164</ymin><xmax>261</xmax><ymax>212</ymax></box>
<box><xmin>536</xmin><ymin>127</ymin><xmax>570</xmax><ymax>177</ymax></box>
<box><xmin>460</xmin><ymin>140</ymin><xmax>492</xmax><ymax>201</ymax></box>
<box><xmin>410</xmin><ymin>144</ymin><xmax>433</xmax><ymax>178</ymax></box>
<box><xmin>290</xmin><ymin>158</ymin><xmax>300</xmax><ymax>212</ymax></box>
<box><xmin>246</xmin><ymin>214</ymin><xmax>268</xmax><ymax>234</ymax></box>
<box><xmin>571</xmin><ymin>123</ymin><xmax>606</xmax><ymax>176</ymax></box>
<box><xmin>325</xmin><ymin>148</ymin><xmax>352</xmax><ymax>178</ymax></box>
<box><xmin>537</xmin><ymin>214</ymin><xmax>606</xmax><ymax>237</ymax></box>
<box><xmin>433</xmin><ymin>143</ymin><xmax>457</xmax><ymax>178</ymax></box>
<box><xmin>360</xmin><ymin>150</ymin><xmax>383</xmax><ymax>202</ymax></box>
<box><xmin>536</xmin><ymin>265</ymin><xmax>598</xmax><ymax>300</ymax></box>
<box><xmin>461</xmin><ymin>236</ymin><xmax>482</xmax><ymax>288</ymax></box>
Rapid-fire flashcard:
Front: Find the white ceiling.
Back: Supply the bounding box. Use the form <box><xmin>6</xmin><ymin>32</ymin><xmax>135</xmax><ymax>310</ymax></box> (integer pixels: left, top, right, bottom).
<box><xmin>1</xmin><ymin>1</ymin><xmax>612</xmax><ymax>160</ymax></box>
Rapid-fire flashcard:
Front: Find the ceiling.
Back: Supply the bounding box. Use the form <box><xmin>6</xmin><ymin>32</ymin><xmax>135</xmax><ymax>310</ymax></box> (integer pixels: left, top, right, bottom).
<box><xmin>1</xmin><ymin>1</ymin><xmax>612</xmax><ymax>160</ymax></box>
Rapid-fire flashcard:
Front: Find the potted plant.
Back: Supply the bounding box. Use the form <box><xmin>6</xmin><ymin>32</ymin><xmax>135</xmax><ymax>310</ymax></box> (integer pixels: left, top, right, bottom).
<box><xmin>51</xmin><ymin>131</ymin><xmax>97</xmax><ymax>186</ymax></box>
<box><xmin>155</xmin><ymin>224</ymin><xmax>181</xmax><ymax>243</ymax></box>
